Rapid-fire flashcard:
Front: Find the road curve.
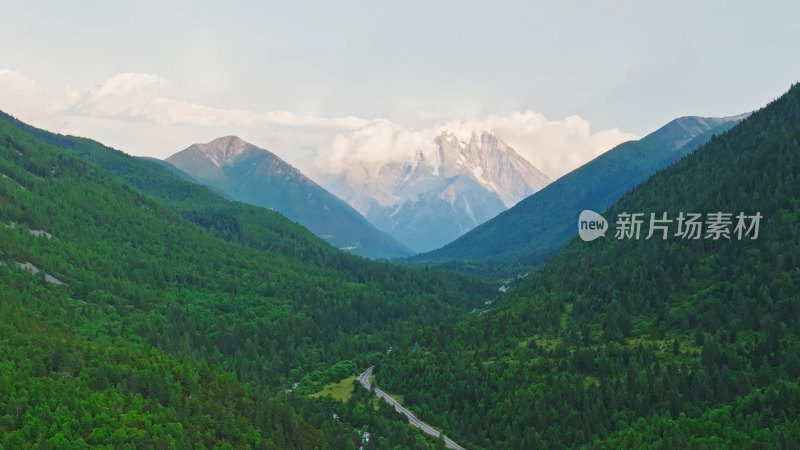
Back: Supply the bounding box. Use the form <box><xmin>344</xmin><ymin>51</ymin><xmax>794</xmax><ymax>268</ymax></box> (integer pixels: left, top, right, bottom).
<box><xmin>358</xmin><ymin>366</ymin><xmax>466</xmax><ymax>450</ymax></box>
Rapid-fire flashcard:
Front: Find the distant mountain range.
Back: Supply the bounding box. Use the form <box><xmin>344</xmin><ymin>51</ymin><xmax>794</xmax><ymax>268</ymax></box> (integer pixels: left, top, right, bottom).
<box><xmin>326</xmin><ymin>130</ymin><xmax>550</xmax><ymax>252</ymax></box>
<box><xmin>409</xmin><ymin>114</ymin><xmax>748</xmax><ymax>273</ymax></box>
<box><xmin>166</xmin><ymin>136</ymin><xmax>413</xmax><ymax>259</ymax></box>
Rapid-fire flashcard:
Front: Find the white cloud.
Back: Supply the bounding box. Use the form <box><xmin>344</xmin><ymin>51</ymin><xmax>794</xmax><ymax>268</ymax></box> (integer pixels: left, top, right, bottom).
<box><xmin>317</xmin><ymin>112</ymin><xmax>638</xmax><ymax>179</ymax></box>
<box><xmin>316</xmin><ymin>119</ymin><xmax>441</xmax><ymax>174</ymax></box>
<box><xmin>50</xmin><ymin>72</ymin><xmax>369</xmax><ymax>130</ymax></box>
<box><xmin>0</xmin><ymin>69</ymin><xmax>46</xmax><ymax>121</ymax></box>
<box><xmin>125</xmin><ymin>98</ymin><xmax>369</xmax><ymax>129</ymax></box>
<box><xmin>443</xmin><ymin>112</ymin><xmax>638</xmax><ymax>177</ymax></box>
<box><xmin>0</xmin><ymin>69</ymin><xmax>39</xmax><ymax>97</ymax></box>
<box><xmin>50</xmin><ymin>72</ymin><xmax>167</xmax><ymax>116</ymax></box>
<box><xmin>86</xmin><ymin>72</ymin><xmax>165</xmax><ymax>101</ymax></box>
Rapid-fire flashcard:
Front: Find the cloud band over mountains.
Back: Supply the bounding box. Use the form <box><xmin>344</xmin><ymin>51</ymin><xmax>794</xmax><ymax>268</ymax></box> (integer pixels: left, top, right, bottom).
<box><xmin>0</xmin><ymin>70</ymin><xmax>636</xmax><ymax>179</ymax></box>
<box><xmin>317</xmin><ymin>112</ymin><xmax>637</xmax><ymax>178</ymax></box>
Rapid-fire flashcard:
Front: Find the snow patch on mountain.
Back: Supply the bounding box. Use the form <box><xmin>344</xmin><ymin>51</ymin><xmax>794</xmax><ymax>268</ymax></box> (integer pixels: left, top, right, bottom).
<box><xmin>324</xmin><ymin>130</ymin><xmax>551</xmax><ymax>252</ymax></box>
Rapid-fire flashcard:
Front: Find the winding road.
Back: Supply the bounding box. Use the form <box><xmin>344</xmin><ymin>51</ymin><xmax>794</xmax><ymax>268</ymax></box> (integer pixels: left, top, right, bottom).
<box><xmin>358</xmin><ymin>366</ymin><xmax>466</xmax><ymax>450</ymax></box>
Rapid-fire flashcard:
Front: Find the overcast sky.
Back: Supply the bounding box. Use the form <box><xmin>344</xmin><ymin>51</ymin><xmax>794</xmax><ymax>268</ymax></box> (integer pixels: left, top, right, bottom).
<box><xmin>2</xmin><ymin>0</ymin><xmax>799</xmax><ymax>179</ymax></box>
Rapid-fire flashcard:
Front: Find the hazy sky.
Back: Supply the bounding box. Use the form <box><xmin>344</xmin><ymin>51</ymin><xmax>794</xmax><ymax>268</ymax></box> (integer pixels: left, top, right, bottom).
<box><xmin>2</xmin><ymin>0</ymin><xmax>798</xmax><ymax>179</ymax></box>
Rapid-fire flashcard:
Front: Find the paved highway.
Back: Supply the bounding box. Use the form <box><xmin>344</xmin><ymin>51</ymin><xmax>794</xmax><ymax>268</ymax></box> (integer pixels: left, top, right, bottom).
<box><xmin>358</xmin><ymin>366</ymin><xmax>466</xmax><ymax>450</ymax></box>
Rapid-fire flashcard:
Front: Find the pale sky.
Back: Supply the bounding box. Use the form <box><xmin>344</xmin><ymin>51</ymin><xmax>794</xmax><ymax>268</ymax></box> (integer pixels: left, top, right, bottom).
<box><xmin>1</xmin><ymin>0</ymin><xmax>798</xmax><ymax>179</ymax></box>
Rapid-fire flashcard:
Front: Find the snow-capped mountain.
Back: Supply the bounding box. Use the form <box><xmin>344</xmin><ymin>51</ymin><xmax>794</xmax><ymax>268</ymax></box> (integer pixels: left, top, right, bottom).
<box><xmin>327</xmin><ymin>130</ymin><xmax>550</xmax><ymax>252</ymax></box>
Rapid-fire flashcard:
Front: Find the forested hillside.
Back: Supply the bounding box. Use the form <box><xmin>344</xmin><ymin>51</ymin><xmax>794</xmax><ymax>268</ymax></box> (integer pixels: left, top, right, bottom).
<box><xmin>166</xmin><ymin>136</ymin><xmax>413</xmax><ymax>260</ymax></box>
<box><xmin>376</xmin><ymin>85</ymin><xmax>800</xmax><ymax>448</ymax></box>
<box><xmin>0</xmin><ymin>118</ymin><xmax>493</xmax><ymax>447</ymax></box>
<box><xmin>0</xmin><ymin>110</ymin><xmax>363</xmax><ymax>265</ymax></box>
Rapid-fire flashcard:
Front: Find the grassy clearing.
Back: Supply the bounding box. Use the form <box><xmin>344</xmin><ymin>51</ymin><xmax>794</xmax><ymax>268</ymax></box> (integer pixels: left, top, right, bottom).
<box><xmin>309</xmin><ymin>376</ymin><xmax>357</xmax><ymax>403</ymax></box>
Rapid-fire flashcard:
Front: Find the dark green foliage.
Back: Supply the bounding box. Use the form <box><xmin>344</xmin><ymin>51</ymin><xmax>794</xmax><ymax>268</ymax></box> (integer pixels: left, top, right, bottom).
<box><xmin>301</xmin><ymin>382</ymin><xmax>446</xmax><ymax>449</ymax></box>
<box><xmin>0</xmin><ymin>117</ymin><xmax>494</xmax><ymax>446</ymax></box>
<box><xmin>377</xmin><ymin>84</ymin><xmax>800</xmax><ymax>448</ymax></box>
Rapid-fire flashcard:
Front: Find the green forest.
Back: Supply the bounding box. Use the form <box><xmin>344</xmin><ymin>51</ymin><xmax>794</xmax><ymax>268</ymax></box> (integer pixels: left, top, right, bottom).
<box><xmin>2</xmin><ymin>82</ymin><xmax>800</xmax><ymax>448</ymax></box>
<box><xmin>0</xmin><ymin>116</ymin><xmax>492</xmax><ymax>447</ymax></box>
<box><xmin>376</xmin><ymin>85</ymin><xmax>800</xmax><ymax>448</ymax></box>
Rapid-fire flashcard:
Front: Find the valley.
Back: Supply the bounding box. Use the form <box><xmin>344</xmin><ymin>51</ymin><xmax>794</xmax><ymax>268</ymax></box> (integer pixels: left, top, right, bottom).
<box><xmin>0</xmin><ymin>27</ymin><xmax>798</xmax><ymax>449</ymax></box>
<box><xmin>3</xmin><ymin>82</ymin><xmax>800</xmax><ymax>447</ymax></box>
<box><xmin>0</xmin><ymin>115</ymin><xmax>494</xmax><ymax>448</ymax></box>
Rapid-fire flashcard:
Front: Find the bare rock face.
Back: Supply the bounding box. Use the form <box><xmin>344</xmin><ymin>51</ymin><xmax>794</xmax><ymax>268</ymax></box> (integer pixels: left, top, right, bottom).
<box><xmin>438</xmin><ymin>130</ymin><xmax>550</xmax><ymax>207</ymax></box>
<box><xmin>192</xmin><ymin>136</ymin><xmax>252</xmax><ymax>167</ymax></box>
<box><xmin>165</xmin><ymin>136</ymin><xmax>260</xmax><ymax>181</ymax></box>
<box><xmin>329</xmin><ymin>130</ymin><xmax>551</xmax><ymax>252</ymax></box>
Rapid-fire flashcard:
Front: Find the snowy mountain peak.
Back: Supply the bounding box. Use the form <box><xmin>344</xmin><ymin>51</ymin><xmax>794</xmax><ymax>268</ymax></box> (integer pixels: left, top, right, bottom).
<box><xmin>326</xmin><ymin>129</ymin><xmax>552</xmax><ymax>252</ymax></box>
<box><xmin>431</xmin><ymin>130</ymin><xmax>550</xmax><ymax>205</ymax></box>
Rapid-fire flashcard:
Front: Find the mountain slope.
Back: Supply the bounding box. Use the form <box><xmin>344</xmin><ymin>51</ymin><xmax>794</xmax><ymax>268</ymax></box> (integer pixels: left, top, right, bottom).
<box><xmin>377</xmin><ymin>84</ymin><xmax>800</xmax><ymax>448</ymax></box>
<box><xmin>0</xmin><ymin>117</ymin><xmax>493</xmax><ymax>446</ymax></box>
<box><xmin>328</xmin><ymin>130</ymin><xmax>550</xmax><ymax>252</ymax></box>
<box><xmin>411</xmin><ymin>114</ymin><xmax>746</xmax><ymax>273</ymax></box>
<box><xmin>167</xmin><ymin>136</ymin><xmax>413</xmax><ymax>259</ymax></box>
<box><xmin>0</xmin><ymin>111</ymin><xmax>353</xmax><ymax>265</ymax></box>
